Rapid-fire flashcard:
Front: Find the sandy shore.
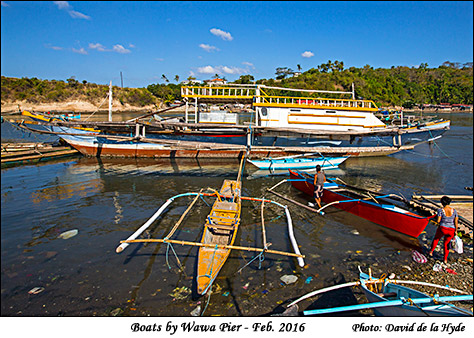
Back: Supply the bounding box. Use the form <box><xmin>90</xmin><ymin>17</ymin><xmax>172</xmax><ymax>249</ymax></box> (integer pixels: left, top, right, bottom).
<box><xmin>1</xmin><ymin>99</ymin><xmax>163</xmax><ymax>114</ymax></box>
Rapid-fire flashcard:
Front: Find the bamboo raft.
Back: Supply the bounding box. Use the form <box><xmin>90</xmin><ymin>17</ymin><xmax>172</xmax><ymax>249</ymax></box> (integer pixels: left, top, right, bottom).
<box><xmin>1</xmin><ymin>142</ymin><xmax>79</xmax><ymax>167</ymax></box>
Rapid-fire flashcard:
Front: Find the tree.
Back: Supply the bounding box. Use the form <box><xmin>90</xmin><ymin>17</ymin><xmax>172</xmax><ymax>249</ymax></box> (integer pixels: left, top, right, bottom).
<box><xmin>161</xmin><ymin>74</ymin><xmax>169</xmax><ymax>83</ymax></box>
<box><xmin>297</xmin><ymin>64</ymin><xmax>302</xmax><ymax>72</ymax></box>
<box><xmin>275</xmin><ymin>67</ymin><xmax>293</xmax><ymax>79</ymax></box>
<box><xmin>213</xmin><ymin>73</ymin><xmax>220</xmax><ymax>79</ymax></box>
<box><xmin>174</xmin><ymin>75</ymin><xmax>180</xmax><ymax>83</ymax></box>
<box><xmin>233</xmin><ymin>75</ymin><xmax>255</xmax><ymax>84</ymax></box>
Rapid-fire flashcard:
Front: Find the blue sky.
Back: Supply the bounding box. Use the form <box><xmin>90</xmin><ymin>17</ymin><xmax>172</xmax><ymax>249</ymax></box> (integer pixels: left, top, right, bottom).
<box><xmin>1</xmin><ymin>1</ymin><xmax>473</xmax><ymax>88</ymax></box>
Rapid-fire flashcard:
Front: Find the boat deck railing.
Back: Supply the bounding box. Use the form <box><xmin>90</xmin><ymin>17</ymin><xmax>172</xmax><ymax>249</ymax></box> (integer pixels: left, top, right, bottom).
<box><xmin>254</xmin><ymin>94</ymin><xmax>378</xmax><ymax>110</ymax></box>
<box><xmin>181</xmin><ymin>85</ymin><xmax>378</xmax><ymax>110</ymax></box>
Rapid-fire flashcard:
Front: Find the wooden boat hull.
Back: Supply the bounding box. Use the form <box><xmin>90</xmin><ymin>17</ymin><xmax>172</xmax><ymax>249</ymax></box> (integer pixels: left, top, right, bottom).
<box><xmin>360</xmin><ymin>272</ymin><xmax>471</xmax><ymax>316</ymax></box>
<box><xmin>289</xmin><ymin>170</ymin><xmax>433</xmax><ymax>237</ymax></box>
<box><xmin>247</xmin><ymin>156</ymin><xmax>348</xmax><ymax>170</ymax></box>
<box><xmin>196</xmin><ymin>180</ymin><xmax>241</xmax><ymax>295</ymax></box>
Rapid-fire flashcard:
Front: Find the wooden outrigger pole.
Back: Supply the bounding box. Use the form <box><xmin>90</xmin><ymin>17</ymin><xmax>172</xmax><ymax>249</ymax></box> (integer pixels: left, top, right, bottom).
<box><xmin>116</xmin><ymin>152</ymin><xmax>305</xmax><ymax>296</ymax></box>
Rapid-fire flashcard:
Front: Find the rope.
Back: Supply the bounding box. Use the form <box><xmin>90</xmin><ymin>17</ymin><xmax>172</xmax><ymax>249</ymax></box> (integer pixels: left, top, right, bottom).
<box><xmin>405</xmin><ymin>298</ymin><xmax>431</xmax><ymax>316</ymax></box>
<box><xmin>83</xmin><ymin>93</ymin><xmax>109</xmax><ymax>121</ymax></box>
<box><xmin>201</xmin><ymin>284</ymin><xmax>213</xmax><ymax>316</ymax></box>
<box><xmin>163</xmin><ymin>238</ymin><xmax>186</xmax><ymax>276</ymax></box>
<box><xmin>428</xmin><ymin>130</ymin><xmax>467</xmax><ymax>166</ymax></box>
<box><xmin>236</xmin><ymin>250</ymin><xmax>266</xmax><ymax>273</ymax></box>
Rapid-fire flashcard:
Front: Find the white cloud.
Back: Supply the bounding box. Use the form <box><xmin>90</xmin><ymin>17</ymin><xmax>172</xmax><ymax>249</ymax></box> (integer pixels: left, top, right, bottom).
<box><xmin>197</xmin><ymin>65</ymin><xmax>247</xmax><ymax>75</ymax></box>
<box><xmin>89</xmin><ymin>42</ymin><xmax>106</xmax><ymax>51</ymax></box>
<box><xmin>68</xmin><ymin>10</ymin><xmax>91</xmax><ymax>20</ymax></box>
<box><xmin>45</xmin><ymin>44</ymin><xmax>63</xmax><ymax>50</ymax></box>
<box><xmin>199</xmin><ymin>43</ymin><xmax>218</xmax><ymax>52</ymax></box>
<box><xmin>197</xmin><ymin>66</ymin><xmax>217</xmax><ymax>74</ymax></box>
<box><xmin>72</xmin><ymin>47</ymin><xmax>87</xmax><ymax>55</ymax></box>
<box><xmin>88</xmin><ymin>43</ymin><xmax>131</xmax><ymax>54</ymax></box>
<box><xmin>54</xmin><ymin>1</ymin><xmax>70</xmax><ymax>9</ymax></box>
<box><xmin>112</xmin><ymin>44</ymin><xmax>131</xmax><ymax>54</ymax></box>
<box><xmin>54</xmin><ymin>1</ymin><xmax>90</xmax><ymax>20</ymax></box>
<box><xmin>210</xmin><ymin>28</ymin><xmax>233</xmax><ymax>41</ymax></box>
<box><xmin>1</xmin><ymin>1</ymin><xmax>10</xmax><ymax>7</ymax></box>
<box><xmin>242</xmin><ymin>61</ymin><xmax>254</xmax><ymax>68</ymax></box>
<box><xmin>128</xmin><ymin>43</ymin><xmax>136</xmax><ymax>48</ymax></box>
<box><xmin>301</xmin><ymin>51</ymin><xmax>314</xmax><ymax>58</ymax></box>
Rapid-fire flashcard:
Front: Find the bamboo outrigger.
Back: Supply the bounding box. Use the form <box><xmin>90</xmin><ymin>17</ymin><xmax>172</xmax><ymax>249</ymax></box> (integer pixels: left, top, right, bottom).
<box><xmin>116</xmin><ymin>155</ymin><xmax>305</xmax><ymax>298</ymax></box>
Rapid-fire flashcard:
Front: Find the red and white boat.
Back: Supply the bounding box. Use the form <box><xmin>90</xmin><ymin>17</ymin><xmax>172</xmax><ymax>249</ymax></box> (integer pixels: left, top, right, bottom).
<box><xmin>288</xmin><ymin>170</ymin><xmax>434</xmax><ymax>237</ymax></box>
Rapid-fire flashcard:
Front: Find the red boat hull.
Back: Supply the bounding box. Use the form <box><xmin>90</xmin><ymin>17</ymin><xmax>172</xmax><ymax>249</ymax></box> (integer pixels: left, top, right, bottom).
<box><xmin>289</xmin><ymin>170</ymin><xmax>432</xmax><ymax>238</ymax></box>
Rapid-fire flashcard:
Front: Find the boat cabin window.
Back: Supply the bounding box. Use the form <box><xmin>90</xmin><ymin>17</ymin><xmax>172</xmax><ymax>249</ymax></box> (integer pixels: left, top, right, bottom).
<box><xmin>290</xmin><ymin>109</ymin><xmax>301</xmax><ymax>112</ymax></box>
<box><xmin>261</xmin><ymin>107</ymin><xmax>268</xmax><ymax>116</ymax></box>
<box><xmin>326</xmin><ymin>110</ymin><xmax>336</xmax><ymax>114</ymax></box>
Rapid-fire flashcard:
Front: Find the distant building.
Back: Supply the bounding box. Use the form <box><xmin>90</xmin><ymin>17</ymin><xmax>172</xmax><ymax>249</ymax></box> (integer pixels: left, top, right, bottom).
<box><xmin>182</xmin><ymin>80</ymin><xmax>201</xmax><ymax>85</ymax></box>
<box><xmin>292</xmin><ymin>72</ymin><xmax>302</xmax><ymax>78</ymax></box>
<box><xmin>204</xmin><ymin>78</ymin><xmax>227</xmax><ymax>85</ymax></box>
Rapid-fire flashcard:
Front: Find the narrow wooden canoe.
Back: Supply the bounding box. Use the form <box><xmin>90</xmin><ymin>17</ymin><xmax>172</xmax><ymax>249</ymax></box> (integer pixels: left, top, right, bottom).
<box><xmin>288</xmin><ymin>170</ymin><xmax>434</xmax><ymax>237</ymax></box>
<box><xmin>196</xmin><ymin>179</ymin><xmax>241</xmax><ymax>295</ymax></box>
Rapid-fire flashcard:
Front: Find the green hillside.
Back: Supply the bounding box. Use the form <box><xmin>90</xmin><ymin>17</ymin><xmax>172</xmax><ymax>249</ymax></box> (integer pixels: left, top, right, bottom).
<box><xmin>2</xmin><ymin>61</ymin><xmax>472</xmax><ymax>109</ymax></box>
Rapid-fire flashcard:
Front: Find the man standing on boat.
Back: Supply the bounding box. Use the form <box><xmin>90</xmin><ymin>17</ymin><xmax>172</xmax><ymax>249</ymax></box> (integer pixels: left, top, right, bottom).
<box><xmin>312</xmin><ymin>165</ymin><xmax>326</xmax><ymax>209</ymax></box>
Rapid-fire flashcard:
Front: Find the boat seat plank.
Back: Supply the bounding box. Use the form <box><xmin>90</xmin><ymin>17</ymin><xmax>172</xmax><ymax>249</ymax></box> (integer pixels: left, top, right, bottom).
<box><xmin>205</xmin><ymin>223</ymin><xmax>235</xmax><ymax>231</ymax></box>
<box><xmin>209</xmin><ymin>215</ymin><xmax>237</xmax><ymax>222</ymax></box>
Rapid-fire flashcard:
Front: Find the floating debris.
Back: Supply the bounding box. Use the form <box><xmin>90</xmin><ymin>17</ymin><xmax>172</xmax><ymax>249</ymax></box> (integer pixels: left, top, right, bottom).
<box><xmin>351</xmin><ymin>230</ymin><xmax>360</xmax><ymax>235</ymax></box>
<box><xmin>433</xmin><ymin>263</ymin><xmax>443</xmax><ymax>272</ymax></box>
<box><xmin>280</xmin><ymin>275</ymin><xmax>298</xmax><ymax>285</ymax></box>
<box><xmin>305</xmin><ymin>277</ymin><xmax>313</xmax><ymax>284</ymax></box>
<box><xmin>402</xmin><ymin>265</ymin><xmax>412</xmax><ymax>271</ymax></box>
<box><xmin>222</xmin><ymin>291</ymin><xmax>230</xmax><ymax>297</ymax></box>
<box><xmin>169</xmin><ymin>286</ymin><xmax>191</xmax><ymax>300</ymax></box>
<box><xmin>110</xmin><ymin>308</ymin><xmax>122</xmax><ymax>316</ymax></box>
<box><xmin>28</xmin><ymin>287</ymin><xmax>44</xmax><ymax>295</ymax></box>
<box><xmin>190</xmin><ymin>305</ymin><xmax>201</xmax><ymax>316</ymax></box>
<box><xmin>58</xmin><ymin>229</ymin><xmax>78</xmax><ymax>239</ymax></box>
<box><xmin>389</xmin><ymin>273</ymin><xmax>396</xmax><ymax>279</ymax></box>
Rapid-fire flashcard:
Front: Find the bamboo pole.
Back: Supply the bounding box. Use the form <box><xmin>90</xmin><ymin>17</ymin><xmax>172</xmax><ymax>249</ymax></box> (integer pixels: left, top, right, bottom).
<box><xmin>261</xmin><ymin>199</ymin><xmax>267</xmax><ymax>249</ymax></box>
<box><xmin>120</xmin><ymin>238</ymin><xmax>305</xmax><ymax>258</ymax></box>
<box><xmin>267</xmin><ymin>189</ymin><xmax>319</xmax><ymax>213</ymax></box>
<box><xmin>412</xmin><ymin>194</ymin><xmax>473</xmax><ymax>201</ymax></box>
<box><xmin>165</xmin><ymin>190</ymin><xmax>202</xmax><ymax>239</ymax></box>
<box><xmin>126</xmin><ymin>103</ymin><xmax>186</xmax><ymax>122</ymax></box>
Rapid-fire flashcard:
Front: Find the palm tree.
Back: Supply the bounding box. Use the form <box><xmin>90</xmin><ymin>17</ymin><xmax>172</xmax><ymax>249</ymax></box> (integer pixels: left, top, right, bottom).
<box><xmin>174</xmin><ymin>75</ymin><xmax>180</xmax><ymax>83</ymax></box>
<box><xmin>297</xmin><ymin>64</ymin><xmax>302</xmax><ymax>72</ymax></box>
<box><xmin>161</xmin><ymin>74</ymin><xmax>169</xmax><ymax>83</ymax></box>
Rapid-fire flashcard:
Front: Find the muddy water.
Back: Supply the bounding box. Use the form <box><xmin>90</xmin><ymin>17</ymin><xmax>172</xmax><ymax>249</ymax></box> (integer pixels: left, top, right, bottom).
<box><xmin>1</xmin><ymin>113</ymin><xmax>472</xmax><ymax>317</ymax></box>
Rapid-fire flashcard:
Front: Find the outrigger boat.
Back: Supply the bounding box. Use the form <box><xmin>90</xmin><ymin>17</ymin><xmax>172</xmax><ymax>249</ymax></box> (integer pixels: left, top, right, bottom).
<box><xmin>116</xmin><ymin>156</ymin><xmax>305</xmax><ymax>298</ymax></box>
<box><xmin>247</xmin><ymin>153</ymin><xmax>348</xmax><ymax>171</ymax></box>
<box><xmin>15</xmin><ymin>84</ymin><xmax>450</xmax><ymax>158</ymax></box>
<box><xmin>288</xmin><ymin>268</ymin><xmax>473</xmax><ymax>316</ymax></box>
<box><xmin>286</xmin><ymin>170</ymin><xmax>434</xmax><ymax>237</ymax></box>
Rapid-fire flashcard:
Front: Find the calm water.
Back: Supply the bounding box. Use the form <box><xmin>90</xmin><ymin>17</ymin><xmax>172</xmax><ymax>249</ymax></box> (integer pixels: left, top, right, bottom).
<box><xmin>1</xmin><ymin>113</ymin><xmax>472</xmax><ymax>316</ymax></box>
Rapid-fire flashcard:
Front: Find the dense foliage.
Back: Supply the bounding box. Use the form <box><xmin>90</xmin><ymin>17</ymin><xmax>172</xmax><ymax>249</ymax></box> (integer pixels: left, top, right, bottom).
<box><xmin>2</xmin><ymin>61</ymin><xmax>472</xmax><ymax>108</ymax></box>
<box><xmin>254</xmin><ymin>61</ymin><xmax>473</xmax><ymax>107</ymax></box>
<box><xmin>1</xmin><ymin>76</ymin><xmax>159</xmax><ymax>107</ymax></box>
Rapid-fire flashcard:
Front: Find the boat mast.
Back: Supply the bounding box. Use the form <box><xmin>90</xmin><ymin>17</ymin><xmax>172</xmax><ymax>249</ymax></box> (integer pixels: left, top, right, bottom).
<box><xmin>108</xmin><ymin>81</ymin><xmax>113</xmax><ymax>122</ymax></box>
